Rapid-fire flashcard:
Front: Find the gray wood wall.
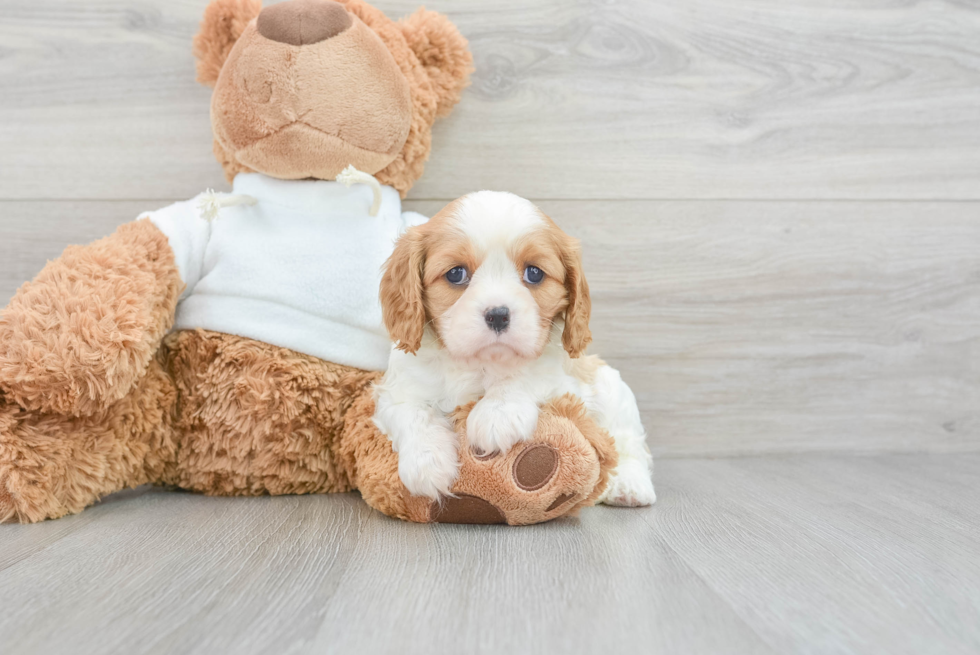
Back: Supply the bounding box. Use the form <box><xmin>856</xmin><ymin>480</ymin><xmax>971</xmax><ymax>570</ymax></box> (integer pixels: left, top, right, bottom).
<box><xmin>1</xmin><ymin>0</ymin><xmax>978</xmax><ymax>456</ymax></box>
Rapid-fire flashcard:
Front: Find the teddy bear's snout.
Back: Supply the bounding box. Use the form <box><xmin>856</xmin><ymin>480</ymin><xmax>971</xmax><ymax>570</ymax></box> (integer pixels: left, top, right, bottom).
<box><xmin>257</xmin><ymin>0</ymin><xmax>352</xmax><ymax>46</ymax></box>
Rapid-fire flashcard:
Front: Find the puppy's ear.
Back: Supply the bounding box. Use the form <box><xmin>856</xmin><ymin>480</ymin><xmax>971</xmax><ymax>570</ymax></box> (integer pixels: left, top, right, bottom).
<box><xmin>559</xmin><ymin>235</ymin><xmax>592</xmax><ymax>358</ymax></box>
<box><xmin>381</xmin><ymin>227</ymin><xmax>427</xmax><ymax>354</ymax></box>
<box><xmin>398</xmin><ymin>9</ymin><xmax>473</xmax><ymax>117</ymax></box>
<box><xmin>193</xmin><ymin>0</ymin><xmax>262</xmax><ymax>87</ymax></box>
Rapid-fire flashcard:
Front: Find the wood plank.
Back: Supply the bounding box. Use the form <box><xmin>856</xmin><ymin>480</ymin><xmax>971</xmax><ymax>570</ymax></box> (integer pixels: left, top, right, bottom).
<box><xmin>0</xmin><ymin>487</ymin><xmax>773</xmax><ymax>655</ymax></box>
<box><xmin>1</xmin><ymin>454</ymin><xmax>978</xmax><ymax>654</ymax></box>
<box><xmin>656</xmin><ymin>453</ymin><xmax>980</xmax><ymax>655</ymax></box>
<box><xmin>2</xmin><ymin>199</ymin><xmax>978</xmax><ymax>456</ymax></box>
<box><xmin>0</xmin><ymin>487</ymin><xmax>155</xmax><ymax>574</ymax></box>
<box><xmin>1</xmin><ymin>0</ymin><xmax>979</xmax><ymax>200</ymax></box>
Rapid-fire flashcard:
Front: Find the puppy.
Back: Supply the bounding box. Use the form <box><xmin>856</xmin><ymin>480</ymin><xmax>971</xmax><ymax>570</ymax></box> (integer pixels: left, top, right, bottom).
<box><xmin>374</xmin><ymin>191</ymin><xmax>655</xmax><ymax>506</ymax></box>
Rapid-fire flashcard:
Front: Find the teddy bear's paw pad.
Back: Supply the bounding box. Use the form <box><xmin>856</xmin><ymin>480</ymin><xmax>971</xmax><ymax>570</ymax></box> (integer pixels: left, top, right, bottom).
<box><xmin>429</xmin><ymin>494</ymin><xmax>505</xmax><ymax>524</ymax></box>
<box><xmin>471</xmin><ymin>448</ymin><xmax>497</xmax><ymax>461</ymax></box>
<box><xmin>512</xmin><ymin>444</ymin><xmax>558</xmax><ymax>491</ymax></box>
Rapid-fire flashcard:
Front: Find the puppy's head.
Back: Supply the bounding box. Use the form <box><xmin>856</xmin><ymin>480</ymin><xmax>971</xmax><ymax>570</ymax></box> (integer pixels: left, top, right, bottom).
<box><xmin>381</xmin><ymin>191</ymin><xmax>591</xmax><ymax>364</ymax></box>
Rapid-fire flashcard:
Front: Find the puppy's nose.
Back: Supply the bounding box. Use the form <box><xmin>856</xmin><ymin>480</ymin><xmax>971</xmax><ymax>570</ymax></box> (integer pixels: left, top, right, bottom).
<box><xmin>485</xmin><ymin>306</ymin><xmax>510</xmax><ymax>334</ymax></box>
<box><xmin>257</xmin><ymin>0</ymin><xmax>353</xmax><ymax>46</ymax></box>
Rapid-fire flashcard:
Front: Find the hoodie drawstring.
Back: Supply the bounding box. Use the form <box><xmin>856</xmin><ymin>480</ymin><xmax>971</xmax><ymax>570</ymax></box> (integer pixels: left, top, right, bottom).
<box><xmin>197</xmin><ymin>165</ymin><xmax>383</xmax><ymax>220</ymax></box>
<box><xmin>198</xmin><ymin>190</ymin><xmax>258</xmax><ymax>221</ymax></box>
<box><xmin>335</xmin><ymin>165</ymin><xmax>383</xmax><ymax>217</ymax></box>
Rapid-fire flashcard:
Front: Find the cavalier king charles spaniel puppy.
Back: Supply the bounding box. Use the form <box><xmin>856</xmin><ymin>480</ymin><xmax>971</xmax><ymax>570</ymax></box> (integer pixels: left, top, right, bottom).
<box><xmin>374</xmin><ymin>191</ymin><xmax>655</xmax><ymax>506</ymax></box>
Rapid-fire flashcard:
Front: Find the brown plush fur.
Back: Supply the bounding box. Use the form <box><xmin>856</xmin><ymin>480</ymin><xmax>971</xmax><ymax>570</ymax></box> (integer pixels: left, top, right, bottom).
<box><xmin>0</xmin><ymin>323</ymin><xmax>613</xmax><ymax>525</ymax></box>
<box><xmin>0</xmin><ymin>219</ymin><xmax>183</xmax><ymax>417</ymax></box>
<box><xmin>0</xmin><ymin>324</ymin><xmax>378</xmax><ymax>523</ymax></box>
<box><xmin>193</xmin><ymin>0</ymin><xmax>263</xmax><ymax>86</ymax></box>
<box><xmin>194</xmin><ymin>0</ymin><xmax>472</xmax><ymax>196</ymax></box>
<box><xmin>0</xmin><ymin>353</ymin><xmax>177</xmax><ymax>523</ymax></box>
<box><xmin>162</xmin><ymin>329</ymin><xmax>378</xmax><ymax>496</ymax></box>
<box><xmin>398</xmin><ymin>9</ymin><xmax>473</xmax><ymax>118</ymax></box>
<box><xmin>337</xmin><ymin>390</ymin><xmax>409</xmax><ymax>519</ymax></box>
<box><xmin>552</xmin><ymin>395</ymin><xmax>619</xmax><ymax>509</ymax></box>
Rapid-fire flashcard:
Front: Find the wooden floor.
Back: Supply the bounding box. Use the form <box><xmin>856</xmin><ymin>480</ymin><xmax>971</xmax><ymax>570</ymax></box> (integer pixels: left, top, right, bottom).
<box><xmin>0</xmin><ymin>454</ymin><xmax>978</xmax><ymax>655</ymax></box>
<box><xmin>1</xmin><ymin>0</ymin><xmax>979</xmax><ymax>652</ymax></box>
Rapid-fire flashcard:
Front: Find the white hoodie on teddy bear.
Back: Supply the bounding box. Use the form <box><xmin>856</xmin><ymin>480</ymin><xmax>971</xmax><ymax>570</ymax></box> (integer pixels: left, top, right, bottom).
<box><xmin>143</xmin><ymin>172</ymin><xmax>426</xmax><ymax>371</ymax></box>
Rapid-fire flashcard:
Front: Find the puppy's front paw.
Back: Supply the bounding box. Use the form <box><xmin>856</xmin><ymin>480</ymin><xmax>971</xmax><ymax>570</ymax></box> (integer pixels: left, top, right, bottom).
<box><xmin>466</xmin><ymin>397</ymin><xmax>539</xmax><ymax>455</ymax></box>
<box><xmin>398</xmin><ymin>429</ymin><xmax>460</xmax><ymax>500</ymax></box>
<box><xmin>599</xmin><ymin>459</ymin><xmax>656</xmax><ymax>507</ymax></box>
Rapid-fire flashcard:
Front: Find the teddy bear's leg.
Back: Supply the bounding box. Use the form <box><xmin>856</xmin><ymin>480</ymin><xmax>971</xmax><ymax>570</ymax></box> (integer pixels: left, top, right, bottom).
<box><xmin>0</xmin><ymin>356</ymin><xmax>177</xmax><ymax>523</ymax></box>
<box><xmin>339</xmin><ymin>393</ymin><xmax>618</xmax><ymax>526</ymax></box>
<box><xmin>162</xmin><ymin>330</ymin><xmax>380</xmax><ymax>498</ymax></box>
<box><xmin>336</xmin><ymin>392</ymin><xmax>422</xmax><ymax>522</ymax></box>
<box><xmin>0</xmin><ymin>219</ymin><xmax>183</xmax><ymax>418</ymax></box>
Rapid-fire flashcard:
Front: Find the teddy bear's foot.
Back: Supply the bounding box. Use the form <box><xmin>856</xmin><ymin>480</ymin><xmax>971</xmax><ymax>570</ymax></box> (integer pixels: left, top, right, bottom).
<box><xmin>0</xmin><ymin>359</ymin><xmax>177</xmax><ymax>523</ymax></box>
<box><xmin>396</xmin><ymin>395</ymin><xmax>619</xmax><ymax>526</ymax></box>
<box><xmin>423</xmin><ymin>440</ymin><xmax>574</xmax><ymax>525</ymax></box>
<box><xmin>420</xmin><ymin>441</ymin><xmax>563</xmax><ymax>524</ymax></box>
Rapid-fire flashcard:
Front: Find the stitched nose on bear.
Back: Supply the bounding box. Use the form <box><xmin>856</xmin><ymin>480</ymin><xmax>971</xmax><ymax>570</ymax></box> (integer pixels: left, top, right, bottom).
<box><xmin>257</xmin><ymin>0</ymin><xmax>352</xmax><ymax>46</ymax></box>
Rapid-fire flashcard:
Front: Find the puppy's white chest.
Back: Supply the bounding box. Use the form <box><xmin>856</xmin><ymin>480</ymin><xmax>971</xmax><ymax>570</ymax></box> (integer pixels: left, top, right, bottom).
<box><xmin>435</xmin><ymin>373</ymin><xmax>485</xmax><ymax>413</ymax></box>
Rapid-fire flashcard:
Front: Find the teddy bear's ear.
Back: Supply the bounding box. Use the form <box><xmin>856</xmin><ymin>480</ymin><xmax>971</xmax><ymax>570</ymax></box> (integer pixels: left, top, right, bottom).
<box><xmin>398</xmin><ymin>9</ymin><xmax>474</xmax><ymax>117</ymax></box>
<box><xmin>192</xmin><ymin>0</ymin><xmax>263</xmax><ymax>87</ymax></box>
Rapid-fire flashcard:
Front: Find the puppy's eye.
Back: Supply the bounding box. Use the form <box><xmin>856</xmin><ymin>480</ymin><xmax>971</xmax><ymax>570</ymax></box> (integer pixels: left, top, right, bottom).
<box><xmin>446</xmin><ymin>266</ymin><xmax>469</xmax><ymax>285</ymax></box>
<box><xmin>523</xmin><ymin>265</ymin><xmax>544</xmax><ymax>285</ymax></box>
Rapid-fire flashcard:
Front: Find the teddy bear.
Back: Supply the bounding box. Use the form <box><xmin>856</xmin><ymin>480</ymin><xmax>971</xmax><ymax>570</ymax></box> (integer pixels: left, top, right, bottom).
<box><xmin>0</xmin><ymin>0</ymin><xmax>617</xmax><ymax>526</ymax></box>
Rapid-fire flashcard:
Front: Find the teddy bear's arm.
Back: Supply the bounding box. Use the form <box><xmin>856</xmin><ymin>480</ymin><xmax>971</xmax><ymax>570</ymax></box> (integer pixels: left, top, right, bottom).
<box><xmin>0</xmin><ymin>219</ymin><xmax>184</xmax><ymax>416</ymax></box>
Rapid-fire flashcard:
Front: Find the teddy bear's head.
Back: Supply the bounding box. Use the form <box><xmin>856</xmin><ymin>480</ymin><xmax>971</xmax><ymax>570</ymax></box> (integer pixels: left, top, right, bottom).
<box><xmin>192</xmin><ymin>0</ymin><xmax>471</xmax><ymax>196</ymax></box>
